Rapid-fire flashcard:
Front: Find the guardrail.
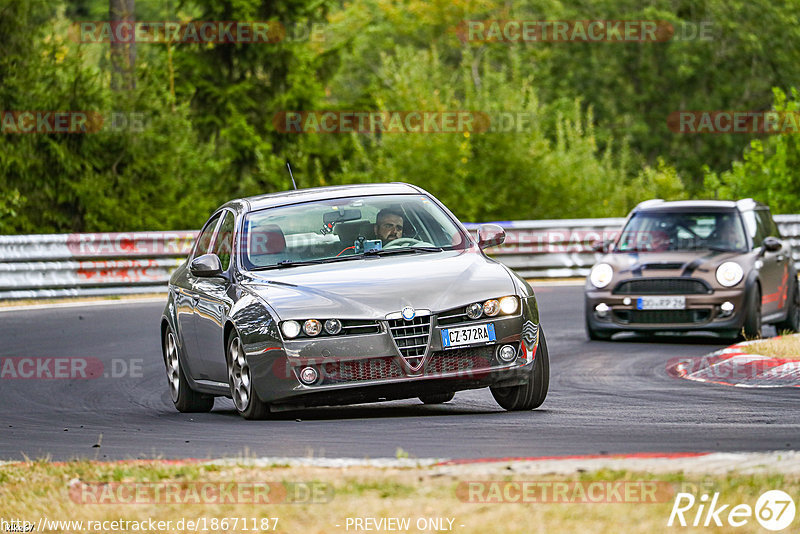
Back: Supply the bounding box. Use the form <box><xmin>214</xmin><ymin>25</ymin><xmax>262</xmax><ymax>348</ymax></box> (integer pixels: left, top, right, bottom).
<box><xmin>1</xmin><ymin>216</ymin><xmax>798</xmax><ymax>299</ymax></box>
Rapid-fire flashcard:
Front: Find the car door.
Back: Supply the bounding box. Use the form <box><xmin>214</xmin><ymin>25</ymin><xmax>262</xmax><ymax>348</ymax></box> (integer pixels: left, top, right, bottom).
<box><xmin>749</xmin><ymin>209</ymin><xmax>783</xmax><ymax>316</ymax></box>
<box><xmin>180</xmin><ymin>212</ymin><xmax>222</xmax><ymax>378</ymax></box>
<box><xmin>192</xmin><ymin>209</ymin><xmax>236</xmax><ymax>382</ymax></box>
<box><xmin>758</xmin><ymin>209</ymin><xmax>791</xmax><ymax>316</ymax></box>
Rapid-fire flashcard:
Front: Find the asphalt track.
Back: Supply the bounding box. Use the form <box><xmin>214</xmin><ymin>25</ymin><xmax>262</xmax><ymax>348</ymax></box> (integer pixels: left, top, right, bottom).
<box><xmin>0</xmin><ymin>286</ymin><xmax>797</xmax><ymax>461</ymax></box>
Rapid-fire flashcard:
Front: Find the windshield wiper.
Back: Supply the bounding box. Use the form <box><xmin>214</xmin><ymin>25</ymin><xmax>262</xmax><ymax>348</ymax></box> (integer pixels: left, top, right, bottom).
<box><xmin>252</xmin><ymin>256</ymin><xmax>360</xmax><ymax>270</ymax></box>
<box><xmin>363</xmin><ymin>246</ymin><xmax>443</xmax><ymax>257</ymax></box>
<box><xmin>250</xmin><ymin>247</ymin><xmax>446</xmax><ymax>270</ymax></box>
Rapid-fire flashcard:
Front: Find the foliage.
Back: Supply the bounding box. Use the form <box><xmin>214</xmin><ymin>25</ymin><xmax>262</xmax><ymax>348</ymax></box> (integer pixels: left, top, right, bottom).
<box><xmin>703</xmin><ymin>88</ymin><xmax>800</xmax><ymax>213</ymax></box>
<box><xmin>0</xmin><ymin>0</ymin><xmax>797</xmax><ymax>233</ymax></box>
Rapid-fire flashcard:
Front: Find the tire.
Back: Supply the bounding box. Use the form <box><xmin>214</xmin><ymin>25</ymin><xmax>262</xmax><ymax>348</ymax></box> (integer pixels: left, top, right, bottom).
<box><xmin>419</xmin><ymin>392</ymin><xmax>455</xmax><ymax>404</ymax></box>
<box><xmin>227</xmin><ymin>331</ymin><xmax>270</xmax><ymax>420</ymax></box>
<box><xmin>741</xmin><ymin>285</ymin><xmax>762</xmax><ymax>340</ymax></box>
<box><xmin>776</xmin><ymin>281</ymin><xmax>800</xmax><ymax>333</ymax></box>
<box><xmin>490</xmin><ymin>329</ymin><xmax>550</xmax><ymax>411</ymax></box>
<box><xmin>164</xmin><ymin>326</ymin><xmax>214</xmax><ymax>413</ymax></box>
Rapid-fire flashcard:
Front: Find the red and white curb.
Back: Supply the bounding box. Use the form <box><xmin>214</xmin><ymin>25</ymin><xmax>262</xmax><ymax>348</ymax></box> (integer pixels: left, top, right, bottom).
<box><xmin>666</xmin><ymin>335</ymin><xmax>800</xmax><ymax>388</ymax></box>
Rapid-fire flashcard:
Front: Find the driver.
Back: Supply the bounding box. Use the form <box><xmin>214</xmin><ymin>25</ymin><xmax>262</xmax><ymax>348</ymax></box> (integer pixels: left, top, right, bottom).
<box><xmin>374</xmin><ymin>208</ymin><xmax>404</xmax><ymax>244</ymax></box>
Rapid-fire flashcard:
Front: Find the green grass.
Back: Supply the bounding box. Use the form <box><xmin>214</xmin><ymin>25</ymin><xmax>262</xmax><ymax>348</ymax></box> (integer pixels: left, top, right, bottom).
<box><xmin>1</xmin><ymin>460</ymin><xmax>798</xmax><ymax>533</ymax></box>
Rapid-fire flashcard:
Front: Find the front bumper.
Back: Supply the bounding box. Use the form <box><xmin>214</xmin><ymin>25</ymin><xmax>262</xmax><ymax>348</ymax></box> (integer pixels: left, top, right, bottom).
<box><xmin>585</xmin><ymin>286</ymin><xmax>748</xmax><ymax>333</ymax></box>
<box><xmin>244</xmin><ymin>309</ymin><xmax>539</xmax><ymax>408</ymax></box>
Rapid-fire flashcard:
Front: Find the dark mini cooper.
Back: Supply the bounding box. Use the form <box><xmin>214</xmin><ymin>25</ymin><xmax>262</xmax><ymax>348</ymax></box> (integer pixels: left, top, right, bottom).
<box><xmin>586</xmin><ymin>199</ymin><xmax>799</xmax><ymax>340</ymax></box>
<box><xmin>161</xmin><ymin>183</ymin><xmax>547</xmax><ymax>419</ymax></box>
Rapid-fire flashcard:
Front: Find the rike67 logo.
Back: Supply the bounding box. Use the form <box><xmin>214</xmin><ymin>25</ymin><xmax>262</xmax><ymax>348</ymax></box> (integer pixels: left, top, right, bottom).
<box><xmin>668</xmin><ymin>490</ymin><xmax>796</xmax><ymax>531</ymax></box>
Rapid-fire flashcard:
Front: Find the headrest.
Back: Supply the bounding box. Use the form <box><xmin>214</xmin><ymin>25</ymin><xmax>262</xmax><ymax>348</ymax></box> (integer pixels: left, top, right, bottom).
<box><xmin>249</xmin><ymin>224</ymin><xmax>286</xmax><ymax>254</ymax></box>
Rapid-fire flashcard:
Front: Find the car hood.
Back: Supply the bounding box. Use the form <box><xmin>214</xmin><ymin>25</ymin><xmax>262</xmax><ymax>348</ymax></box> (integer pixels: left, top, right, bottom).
<box><xmin>594</xmin><ymin>249</ymin><xmax>756</xmax><ymax>287</ymax></box>
<box><xmin>241</xmin><ymin>250</ymin><xmax>515</xmax><ymax>320</ymax></box>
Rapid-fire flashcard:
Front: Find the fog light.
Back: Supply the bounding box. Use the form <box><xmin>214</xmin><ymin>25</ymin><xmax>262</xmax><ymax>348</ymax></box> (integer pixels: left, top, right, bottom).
<box><xmin>324</xmin><ymin>319</ymin><xmax>342</xmax><ymax>335</ymax></box>
<box><xmin>720</xmin><ymin>301</ymin><xmax>734</xmax><ymax>317</ymax></box>
<box><xmin>299</xmin><ymin>366</ymin><xmax>318</xmax><ymax>385</ymax></box>
<box><xmin>623</xmin><ymin>297</ymin><xmax>631</xmax><ymax>306</ymax></box>
<box><xmin>466</xmin><ymin>302</ymin><xmax>483</xmax><ymax>319</ymax></box>
<box><xmin>595</xmin><ymin>303</ymin><xmax>610</xmax><ymax>318</ymax></box>
<box><xmin>497</xmin><ymin>344</ymin><xmax>517</xmax><ymax>363</ymax></box>
<box><xmin>303</xmin><ymin>319</ymin><xmax>322</xmax><ymax>336</ymax></box>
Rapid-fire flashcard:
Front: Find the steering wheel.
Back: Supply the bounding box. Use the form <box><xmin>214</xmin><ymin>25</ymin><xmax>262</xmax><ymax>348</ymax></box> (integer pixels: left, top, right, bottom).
<box><xmin>383</xmin><ymin>237</ymin><xmax>424</xmax><ymax>249</ymax></box>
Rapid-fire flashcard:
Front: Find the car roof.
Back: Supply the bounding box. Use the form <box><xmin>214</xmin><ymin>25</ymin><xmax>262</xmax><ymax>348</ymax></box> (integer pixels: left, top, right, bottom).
<box><xmin>633</xmin><ymin>198</ymin><xmax>767</xmax><ymax>213</ymax></box>
<box><xmin>221</xmin><ymin>182</ymin><xmax>425</xmax><ymax>213</ymax></box>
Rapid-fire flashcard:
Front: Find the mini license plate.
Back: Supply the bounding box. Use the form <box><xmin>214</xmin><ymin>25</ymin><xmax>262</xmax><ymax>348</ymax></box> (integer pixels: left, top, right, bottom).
<box><xmin>441</xmin><ymin>323</ymin><xmax>496</xmax><ymax>349</ymax></box>
<box><xmin>636</xmin><ymin>296</ymin><xmax>686</xmax><ymax>310</ymax></box>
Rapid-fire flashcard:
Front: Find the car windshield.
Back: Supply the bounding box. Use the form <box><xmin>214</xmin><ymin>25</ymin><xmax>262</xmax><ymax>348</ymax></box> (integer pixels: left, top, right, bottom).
<box><xmin>240</xmin><ymin>194</ymin><xmax>469</xmax><ymax>270</ymax></box>
<box><xmin>616</xmin><ymin>211</ymin><xmax>748</xmax><ymax>253</ymax></box>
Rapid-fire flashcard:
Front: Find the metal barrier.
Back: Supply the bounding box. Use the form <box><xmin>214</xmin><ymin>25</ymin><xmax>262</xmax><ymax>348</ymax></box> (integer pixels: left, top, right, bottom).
<box><xmin>1</xmin><ymin>217</ymin><xmax>798</xmax><ymax>299</ymax></box>
<box><xmin>0</xmin><ymin>232</ymin><xmax>196</xmax><ymax>299</ymax></box>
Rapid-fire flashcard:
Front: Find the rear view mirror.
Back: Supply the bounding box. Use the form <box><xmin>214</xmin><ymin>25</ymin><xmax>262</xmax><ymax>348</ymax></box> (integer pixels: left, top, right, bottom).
<box><xmin>323</xmin><ymin>209</ymin><xmax>362</xmax><ymax>227</ymax></box>
<box><xmin>478</xmin><ymin>224</ymin><xmax>505</xmax><ymax>249</ymax></box>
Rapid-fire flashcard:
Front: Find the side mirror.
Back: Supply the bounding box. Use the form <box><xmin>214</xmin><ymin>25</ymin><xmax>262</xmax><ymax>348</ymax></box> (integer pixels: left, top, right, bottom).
<box><xmin>190</xmin><ymin>253</ymin><xmax>223</xmax><ymax>277</ymax></box>
<box><xmin>763</xmin><ymin>236</ymin><xmax>783</xmax><ymax>253</ymax></box>
<box><xmin>478</xmin><ymin>224</ymin><xmax>505</xmax><ymax>249</ymax></box>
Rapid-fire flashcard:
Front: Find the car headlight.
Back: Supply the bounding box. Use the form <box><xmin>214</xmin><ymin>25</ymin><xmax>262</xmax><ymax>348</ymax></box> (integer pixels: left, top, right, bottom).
<box><xmin>499</xmin><ymin>296</ymin><xmax>519</xmax><ymax>315</ymax></box>
<box><xmin>589</xmin><ymin>263</ymin><xmax>613</xmax><ymax>289</ymax></box>
<box><xmin>303</xmin><ymin>319</ymin><xmax>322</xmax><ymax>336</ymax></box>
<box><xmin>716</xmin><ymin>262</ymin><xmax>744</xmax><ymax>287</ymax></box>
<box><xmin>324</xmin><ymin>319</ymin><xmax>342</xmax><ymax>335</ymax></box>
<box><xmin>466</xmin><ymin>302</ymin><xmax>483</xmax><ymax>319</ymax></box>
<box><xmin>483</xmin><ymin>299</ymin><xmax>500</xmax><ymax>317</ymax></box>
<box><xmin>281</xmin><ymin>320</ymin><xmax>301</xmax><ymax>339</ymax></box>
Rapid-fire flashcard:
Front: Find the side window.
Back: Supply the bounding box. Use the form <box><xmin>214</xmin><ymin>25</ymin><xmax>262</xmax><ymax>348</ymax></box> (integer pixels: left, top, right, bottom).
<box><xmin>759</xmin><ymin>209</ymin><xmax>781</xmax><ymax>238</ymax></box>
<box><xmin>742</xmin><ymin>210</ymin><xmax>766</xmax><ymax>245</ymax></box>
<box><xmin>212</xmin><ymin>211</ymin><xmax>235</xmax><ymax>270</ymax></box>
<box><xmin>756</xmin><ymin>209</ymin><xmax>776</xmax><ymax>241</ymax></box>
<box><xmin>193</xmin><ymin>213</ymin><xmax>222</xmax><ymax>258</ymax></box>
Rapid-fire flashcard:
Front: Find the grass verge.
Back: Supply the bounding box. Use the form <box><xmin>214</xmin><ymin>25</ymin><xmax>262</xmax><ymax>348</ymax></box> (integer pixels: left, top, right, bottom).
<box><xmin>0</xmin><ymin>460</ymin><xmax>797</xmax><ymax>533</ymax></box>
<box><xmin>745</xmin><ymin>334</ymin><xmax>800</xmax><ymax>360</ymax></box>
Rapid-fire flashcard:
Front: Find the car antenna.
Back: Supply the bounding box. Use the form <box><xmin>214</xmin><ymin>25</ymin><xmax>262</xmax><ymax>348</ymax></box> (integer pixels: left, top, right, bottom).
<box><xmin>286</xmin><ymin>161</ymin><xmax>298</xmax><ymax>190</ymax></box>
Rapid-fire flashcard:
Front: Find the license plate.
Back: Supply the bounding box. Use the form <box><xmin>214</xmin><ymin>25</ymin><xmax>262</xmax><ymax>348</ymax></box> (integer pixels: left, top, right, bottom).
<box><xmin>636</xmin><ymin>296</ymin><xmax>686</xmax><ymax>310</ymax></box>
<box><xmin>441</xmin><ymin>323</ymin><xmax>496</xmax><ymax>348</ymax></box>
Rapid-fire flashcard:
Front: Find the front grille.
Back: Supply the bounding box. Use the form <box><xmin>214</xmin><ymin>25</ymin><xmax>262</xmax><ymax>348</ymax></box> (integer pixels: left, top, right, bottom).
<box><xmin>614</xmin><ymin>309</ymin><xmax>711</xmax><ymax>324</ymax></box>
<box><xmin>340</xmin><ymin>319</ymin><xmax>381</xmax><ymax>335</ymax></box>
<box><xmin>424</xmin><ymin>346</ymin><xmax>495</xmax><ymax>376</ymax></box>
<box><xmin>613</xmin><ymin>279</ymin><xmax>711</xmax><ymax>295</ymax></box>
<box><xmin>436</xmin><ymin>306</ymin><xmax>470</xmax><ymax>326</ymax></box>
<box><xmin>388</xmin><ymin>316</ymin><xmax>431</xmax><ymax>368</ymax></box>
<box><xmin>319</xmin><ymin>357</ymin><xmax>403</xmax><ymax>384</ymax></box>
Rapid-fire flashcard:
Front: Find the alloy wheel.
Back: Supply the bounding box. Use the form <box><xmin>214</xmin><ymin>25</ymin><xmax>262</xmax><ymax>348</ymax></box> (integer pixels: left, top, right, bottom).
<box><xmin>228</xmin><ymin>337</ymin><xmax>251</xmax><ymax>412</ymax></box>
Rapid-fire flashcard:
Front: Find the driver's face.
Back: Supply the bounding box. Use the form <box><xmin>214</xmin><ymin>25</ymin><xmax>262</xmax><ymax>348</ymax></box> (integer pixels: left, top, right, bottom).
<box><xmin>375</xmin><ymin>214</ymin><xmax>404</xmax><ymax>242</ymax></box>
